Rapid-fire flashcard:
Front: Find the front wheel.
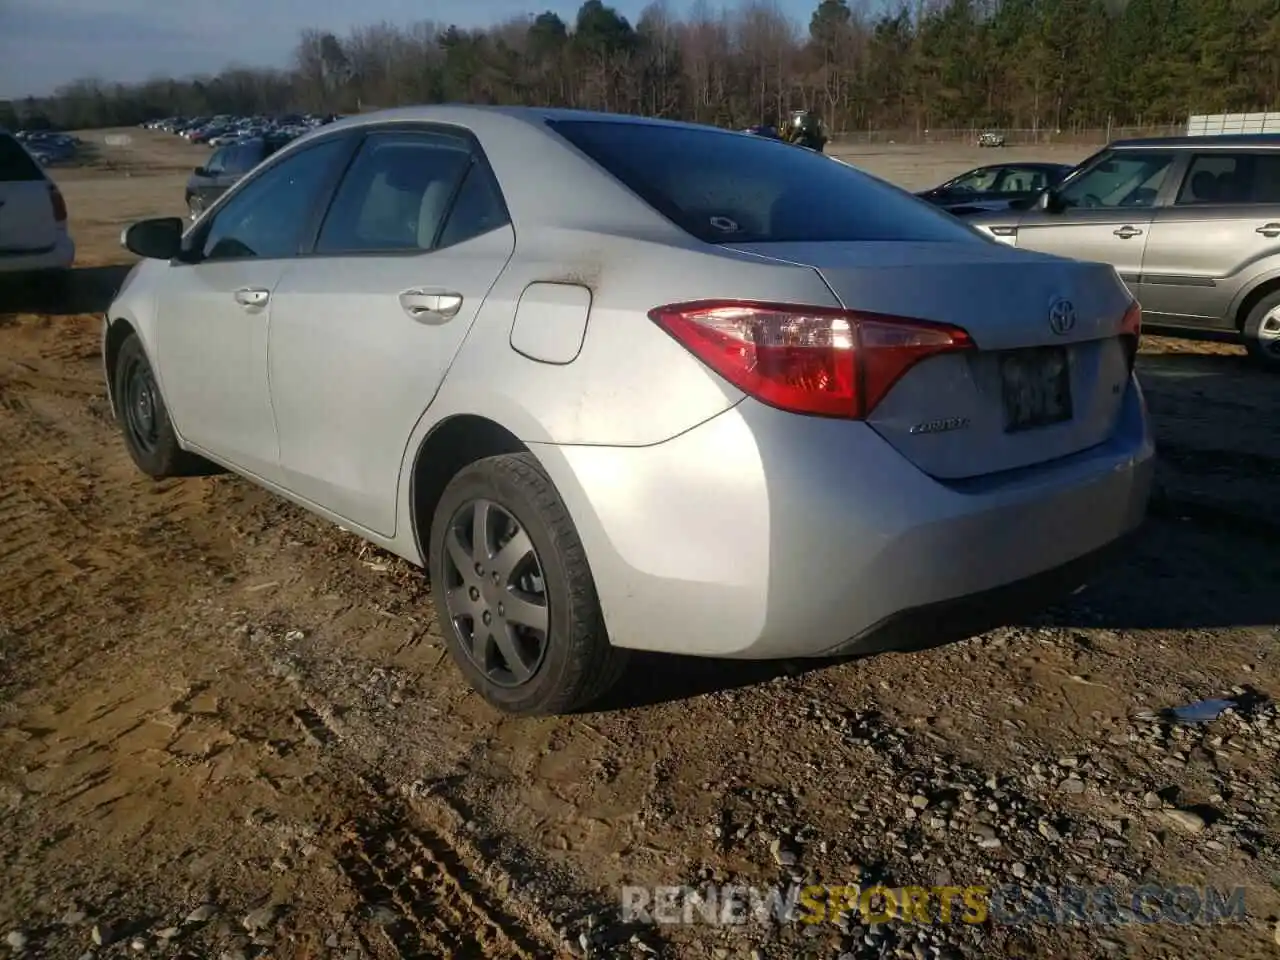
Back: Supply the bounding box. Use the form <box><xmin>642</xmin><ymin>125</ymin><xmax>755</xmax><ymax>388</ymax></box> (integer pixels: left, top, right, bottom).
<box><xmin>113</xmin><ymin>333</ymin><xmax>203</xmax><ymax>477</ymax></box>
<box><xmin>1242</xmin><ymin>292</ymin><xmax>1280</xmax><ymax>371</ymax></box>
<box><xmin>429</xmin><ymin>453</ymin><xmax>627</xmax><ymax>716</ymax></box>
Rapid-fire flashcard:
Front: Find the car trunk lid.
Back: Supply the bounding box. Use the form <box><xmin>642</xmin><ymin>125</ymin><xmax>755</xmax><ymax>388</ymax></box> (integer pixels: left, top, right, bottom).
<box><xmin>728</xmin><ymin>240</ymin><xmax>1136</xmax><ymax>479</ymax></box>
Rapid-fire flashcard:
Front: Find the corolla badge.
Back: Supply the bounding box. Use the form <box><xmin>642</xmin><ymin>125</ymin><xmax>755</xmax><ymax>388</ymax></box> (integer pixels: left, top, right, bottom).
<box><xmin>1048</xmin><ymin>297</ymin><xmax>1077</xmax><ymax>335</ymax></box>
<box><xmin>909</xmin><ymin>416</ymin><xmax>970</xmax><ymax>435</ymax></box>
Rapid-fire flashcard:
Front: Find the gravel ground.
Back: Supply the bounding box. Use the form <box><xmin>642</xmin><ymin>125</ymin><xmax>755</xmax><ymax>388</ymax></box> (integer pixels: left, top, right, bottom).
<box><xmin>1</xmin><ymin>130</ymin><xmax>1278</xmax><ymax>960</ymax></box>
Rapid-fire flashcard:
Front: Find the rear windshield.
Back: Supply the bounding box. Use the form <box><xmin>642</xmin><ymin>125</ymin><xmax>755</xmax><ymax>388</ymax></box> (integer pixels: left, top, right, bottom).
<box><xmin>0</xmin><ymin>134</ymin><xmax>44</xmax><ymax>182</ymax></box>
<box><xmin>548</xmin><ymin>119</ymin><xmax>979</xmax><ymax>245</ymax></box>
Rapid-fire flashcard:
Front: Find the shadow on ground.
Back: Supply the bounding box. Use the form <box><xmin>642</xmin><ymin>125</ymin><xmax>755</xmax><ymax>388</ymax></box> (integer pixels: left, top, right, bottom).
<box><xmin>0</xmin><ymin>264</ymin><xmax>132</xmax><ymax>317</ymax></box>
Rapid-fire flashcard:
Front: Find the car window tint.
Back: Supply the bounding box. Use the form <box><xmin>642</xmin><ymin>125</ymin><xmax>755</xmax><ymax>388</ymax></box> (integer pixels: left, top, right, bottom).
<box><xmin>201</xmin><ymin>138</ymin><xmax>346</xmax><ymax>261</ymax></box>
<box><xmin>1057</xmin><ymin>152</ymin><xmax>1174</xmax><ymax>209</ymax></box>
<box><xmin>316</xmin><ymin>132</ymin><xmax>472</xmax><ymax>253</ymax></box>
<box><xmin>548</xmin><ymin>119</ymin><xmax>978</xmax><ymax>244</ymax></box>
<box><xmin>1176</xmin><ymin>153</ymin><xmax>1280</xmax><ymax>204</ymax></box>
<box><xmin>0</xmin><ymin>134</ymin><xmax>43</xmax><ymax>181</ymax></box>
<box><xmin>1251</xmin><ymin>155</ymin><xmax>1280</xmax><ymax>203</ymax></box>
<box><xmin>436</xmin><ymin>161</ymin><xmax>510</xmax><ymax>249</ymax></box>
<box><xmin>228</xmin><ymin>141</ymin><xmax>263</xmax><ymax>173</ymax></box>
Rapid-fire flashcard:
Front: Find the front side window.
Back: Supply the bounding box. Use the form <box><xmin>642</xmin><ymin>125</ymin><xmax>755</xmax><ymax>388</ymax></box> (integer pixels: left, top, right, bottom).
<box><xmin>226</xmin><ymin>141</ymin><xmax>264</xmax><ymax>175</ymax></box>
<box><xmin>315</xmin><ymin>131</ymin><xmax>473</xmax><ymax>254</ymax></box>
<box><xmin>948</xmin><ymin>167</ymin><xmax>999</xmax><ymax>193</ymax></box>
<box><xmin>199</xmin><ymin>138</ymin><xmax>347</xmax><ymax>261</ymax></box>
<box><xmin>204</xmin><ymin>147</ymin><xmax>228</xmax><ymax>176</ymax></box>
<box><xmin>549</xmin><ymin>119</ymin><xmax>979</xmax><ymax>245</ymax></box>
<box><xmin>995</xmin><ymin>167</ymin><xmax>1051</xmax><ymax>192</ymax></box>
<box><xmin>1056</xmin><ymin>151</ymin><xmax>1174</xmax><ymax>209</ymax></box>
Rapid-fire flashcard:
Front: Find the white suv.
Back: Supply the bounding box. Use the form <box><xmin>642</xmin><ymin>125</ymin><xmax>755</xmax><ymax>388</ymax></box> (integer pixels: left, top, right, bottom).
<box><xmin>0</xmin><ymin>130</ymin><xmax>74</xmax><ymax>289</ymax></box>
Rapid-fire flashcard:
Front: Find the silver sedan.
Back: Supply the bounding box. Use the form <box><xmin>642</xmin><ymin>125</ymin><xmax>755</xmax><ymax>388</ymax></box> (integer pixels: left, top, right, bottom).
<box><xmin>104</xmin><ymin>106</ymin><xmax>1154</xmax><ymax>715</ymax></box>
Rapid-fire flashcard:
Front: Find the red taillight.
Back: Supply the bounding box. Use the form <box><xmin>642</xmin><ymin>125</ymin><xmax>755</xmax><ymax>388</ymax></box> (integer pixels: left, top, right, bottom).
<box><xmin>1120</xmin><ymin>299</ymin><xmax>1141</xmax><ymax>371</ymax></box>
<box><xmin>48</xmin><ymin>184</ymin><xmax>67</xmax><ymax>223</ymax></box>
<box><xmin>649</xmin><ymin>300</ymin><xmax>973</xmax><ymax>419</ymax></box>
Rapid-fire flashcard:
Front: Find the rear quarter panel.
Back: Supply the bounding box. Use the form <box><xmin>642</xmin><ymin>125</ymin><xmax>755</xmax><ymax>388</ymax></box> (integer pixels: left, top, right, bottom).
<box><xmin>428</xmin><ymin>227</ymin><xmax>841</xmax><ymax>447</ymax></box>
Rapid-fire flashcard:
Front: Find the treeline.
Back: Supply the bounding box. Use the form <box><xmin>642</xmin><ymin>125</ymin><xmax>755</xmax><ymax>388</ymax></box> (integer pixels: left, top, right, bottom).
<box><xmin>5</xmin><ymin>0</ymin><xmax>1280</xmax><ymax>134</ymax></box>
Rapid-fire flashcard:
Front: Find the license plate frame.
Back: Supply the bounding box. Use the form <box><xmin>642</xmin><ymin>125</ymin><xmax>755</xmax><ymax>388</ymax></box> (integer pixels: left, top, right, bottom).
<box><xmin>998</xmin><ymin>346</ymin><xmax>1073</xmax><ymax>433</ymax></box>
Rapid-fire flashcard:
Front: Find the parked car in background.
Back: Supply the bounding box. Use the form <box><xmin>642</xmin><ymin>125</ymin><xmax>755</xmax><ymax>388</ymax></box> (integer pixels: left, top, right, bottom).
<box><xmin>105</xmin><ymin>106</ymin><xmax>1152</xmax><ymax>716</ymax></box>
<box><xmin>185</xmin><ymin>134</ymin><xmax>292</xmax><ymax>218</ymax></box>
<box><xmin>978</xmin><ymin>131</ymin><xmax>1006</xmax><ymax>148</ymax></box>
<box><xmin>0</xmin><ymin>129</ymin><xmax>73</xmax><ymax>291</ymax></box>
<box><xmin>917</xmin><ymin>162</ymin><xmax>1075</xmax><ymax>216</ymax></box>
<box><xmin>968</xmin><ymin>134</ymin><xmax>1280</xmax><ymax>369</ymax></box>
<box><xmin>742</xmin><ymin>124</ymin><xmax>781</xmax><ymax>140</ymax></box>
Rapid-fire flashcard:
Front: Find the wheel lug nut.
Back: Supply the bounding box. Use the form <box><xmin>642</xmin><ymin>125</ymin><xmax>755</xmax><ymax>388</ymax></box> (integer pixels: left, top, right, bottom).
<box><xmin>468</xmin><ymin>587</ymin><xmax>480</xmax><ymax>602</ymax></box>
<box><xmin>474</xmin><ymin>563</ymin><xmax>484</xmax><ymax>576</ymax></box>
<box><xmin>491</xmin><ymin>571</ymin><xmax>499</xmax><ymax>584</ymax></box>
<box><xmin>497</xmin><ymin>604</ymin><xmax>505</xmax><ymax>617</ymax></box>
<box><xmin>482</xmin><ymin>611</ymin><xmax>492</xmax><ymax>625</ymax></box>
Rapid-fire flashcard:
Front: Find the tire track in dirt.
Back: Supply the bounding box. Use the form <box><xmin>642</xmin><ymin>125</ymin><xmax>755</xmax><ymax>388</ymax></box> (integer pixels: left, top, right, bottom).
<box><xmin>0</xmin><ymin>313</ymin><xmax>561</xmax><ymax>958</ymax></box>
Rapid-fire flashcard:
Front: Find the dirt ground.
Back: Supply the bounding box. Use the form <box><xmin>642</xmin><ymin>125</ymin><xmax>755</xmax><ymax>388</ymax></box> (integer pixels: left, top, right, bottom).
<box><xmin>1</xmin><ymin>130</ymin><xmax>1278</xmax><ymax>960</ymax></box>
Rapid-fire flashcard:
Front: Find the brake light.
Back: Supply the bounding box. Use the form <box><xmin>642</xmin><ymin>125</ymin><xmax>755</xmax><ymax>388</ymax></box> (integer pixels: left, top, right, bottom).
<box><xmin>1119</xmin><ymin>299</ymin><xmax>1141</xmax><ymax>371</ymax></box>
<box><xmin>48</xmin><ymin>184</ymin><xmax>67</xmax><ymax>223</ymax></box>
<box><xmin>649</xmin><ymin>300</ymin><xmax>974</xmax><ymax>419</ymax></box>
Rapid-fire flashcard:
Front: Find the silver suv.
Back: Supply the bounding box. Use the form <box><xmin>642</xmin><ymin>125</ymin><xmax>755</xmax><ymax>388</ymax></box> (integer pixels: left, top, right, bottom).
<box><xmin>969</xmin><ymin>134</ymin><xmax>1280</xmax><ymax>368</ymax></box>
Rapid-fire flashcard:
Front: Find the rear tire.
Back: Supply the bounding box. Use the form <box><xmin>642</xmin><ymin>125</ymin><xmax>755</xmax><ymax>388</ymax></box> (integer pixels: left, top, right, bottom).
<box><xmin>1242</xmin><ymin>292</ymin><xmax>1280</xmax><ymax>371</ymax></box>
<box><xmin>113</xmin><ymin>333</ymin><xmax>203</xmax><ymax>478</ymax></box>
<box><xmin>429</xmin><ymin>452</ymin><xmax>627</xmax><ymax>716</ymax></box>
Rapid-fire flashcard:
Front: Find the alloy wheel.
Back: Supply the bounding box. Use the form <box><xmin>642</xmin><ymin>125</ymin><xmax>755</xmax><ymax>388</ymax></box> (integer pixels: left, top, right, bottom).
<box><xmin>441</xmin><ymin>499</ymin><xmax>550</xmax><ymax>687</ymax></box>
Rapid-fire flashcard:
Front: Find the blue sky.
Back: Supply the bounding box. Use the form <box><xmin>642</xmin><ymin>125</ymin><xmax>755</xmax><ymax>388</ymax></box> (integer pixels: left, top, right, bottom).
<box><xmin>0</xmin><ymin>0</ymin><xmax>820</xmax><ymax>98</ymax></box>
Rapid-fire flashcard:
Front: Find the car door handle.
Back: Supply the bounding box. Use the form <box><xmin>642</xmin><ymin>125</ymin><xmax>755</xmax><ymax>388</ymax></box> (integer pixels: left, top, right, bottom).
<box><xmin>233</xmin><ymin>287</ymin><xmax>270</xmax><ymax>309</ymax></box>
<box><xmin>399</xmin><ymin>289</ymin><xmax>463</xmax><ymax>322</ymax></box>
<box><xmin>1256</xmin><ymin>223</ymin><xmax>1280</xmax><ymax>237</ymax></box>
<box><xmin>1113</xmin><ymin>225</ymin><xmax>1144</xmax><ymax>239</ymax></box>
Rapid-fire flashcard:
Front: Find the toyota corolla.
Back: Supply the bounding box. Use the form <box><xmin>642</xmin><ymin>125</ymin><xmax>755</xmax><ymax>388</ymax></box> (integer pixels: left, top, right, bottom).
<box><xmin>103</xmin><ymin>106</ymin><xmax>1154</xmax><ymax>715</ymax></box>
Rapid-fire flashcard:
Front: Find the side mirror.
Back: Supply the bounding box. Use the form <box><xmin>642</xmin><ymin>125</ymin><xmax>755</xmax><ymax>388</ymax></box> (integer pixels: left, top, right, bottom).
<box><xmin>193</xmin><ymin>166</ymin><xmax>207</xmax><ymax>177</ymax></box>
<box><xmin>121</xmin><ymin>217</ymin><xmax>184</xmax><ymax>260</ymax></box>
<box><xmin>1038</xmin><ymin>189</ymin><xmax>1068</xmax><ymax>214</ymax></box>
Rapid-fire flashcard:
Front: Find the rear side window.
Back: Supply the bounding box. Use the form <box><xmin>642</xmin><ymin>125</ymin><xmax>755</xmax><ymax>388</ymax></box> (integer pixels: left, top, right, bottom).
<box><xmin>315</xmin><ymin>131</ymin><xmax>472</xmax><ymax>253</ymax></box>
<box><xmin>547</xmin><ymin>120</ymin><xmax>977</xmax><ymax>244</ymax></box>
<box><xmin>1175</xmin><ymin>153</ymin><xmax>1280</xmax><ymax>205</ymax></box>
<box><xmin>0</xmin><ymin>134</ymin><xmax>44</xmax><ymax>182</ymax></box>
<box><xmin>437</xmin><ymin>162</ymin><xmax>510</xmax><ymax>249</ymax></box>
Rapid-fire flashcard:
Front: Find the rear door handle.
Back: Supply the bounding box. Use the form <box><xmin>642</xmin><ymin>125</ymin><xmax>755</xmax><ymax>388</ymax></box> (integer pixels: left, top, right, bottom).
<box><xmin>1113</xmin><ymin>225</ymin><xmax>1144</xmax><ymax>239</ymax></box>
<box><xmin>399</xmin><ymin>289</ymin><xmax>463</xmax><ymax>323</ymax></box>
<box><xmin>233</xmin><ymin>287</ymin><xmax>270</xmax><ymax>309</ymax></box>
<box><xmin>1256</xmin><ymin>223</ymin><xmax>1280</xmax><ymax>237</ymax></box>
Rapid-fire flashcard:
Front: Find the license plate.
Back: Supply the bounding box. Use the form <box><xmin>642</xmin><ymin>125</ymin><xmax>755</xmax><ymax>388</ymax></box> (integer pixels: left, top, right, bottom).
<box><xmin>999</xmin><ymin>346</ymin><xmax>1073</xmax><ymax>432</ymax></box>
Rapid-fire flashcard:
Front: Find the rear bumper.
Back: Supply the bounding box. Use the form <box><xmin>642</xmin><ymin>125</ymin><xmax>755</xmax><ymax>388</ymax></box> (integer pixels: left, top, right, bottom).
<box><xmin>535</xmin><ymin>374</ymin><xmax>1154</xmax><ymax>659</ymax></box>
<box><xmin>821</xmin><ymin>533</ymin><xmax>1135</xmax><ymax>657</ymax></box>
<box><xmin>0</xmin><ymin>232</ymin><xmax>74</xmax><ymax>274</ymax></box>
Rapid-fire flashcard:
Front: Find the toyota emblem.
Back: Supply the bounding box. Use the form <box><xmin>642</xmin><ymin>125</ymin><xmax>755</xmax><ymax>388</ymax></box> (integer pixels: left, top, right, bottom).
<box><xmin>1048</xmin><ymin>297</ymin><xmax>1077</xmax><ymax>336</ymax></box>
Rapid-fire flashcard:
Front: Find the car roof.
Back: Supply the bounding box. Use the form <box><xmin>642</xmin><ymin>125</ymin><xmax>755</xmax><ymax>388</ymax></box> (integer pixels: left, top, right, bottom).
<box><xmin>310</xmin><ymin>104</ymin><xmax>730</xmax><ymax>141</ymax></box>
<box><xmin>238</xmin><ymin>105</ymin><xmax>726</xmax><ymax>243</ymax></box>
<box><xmin>1111</xmin><ymin>133</ymin><xmax>1280</xmax><ymax>150</ymax></box>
